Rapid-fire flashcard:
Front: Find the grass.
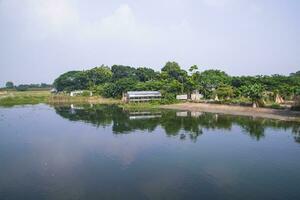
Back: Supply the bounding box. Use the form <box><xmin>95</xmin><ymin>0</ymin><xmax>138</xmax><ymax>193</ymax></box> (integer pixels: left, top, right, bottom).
<box><xmin>0</xmin><ymin>90</ymin><xmax>120</xmax><ymax>107</ymax></box>
<box><xmin>48</xmin><ymin>95</ymin><xmax>120</xmax><ymax>106</ymax></box>
<box><xmin>2</xmin><ymin>90</ymin><xmax>295</xmax><ymax>113</ymax></box>
<box><xmin>0</xmin><ymin>90</ymin><xmax>50</xmax><ymax>107</ymax></box>
<box><xmin>0</xmin><ymin>90</ymin><xmax>168</xmax><ymax>109</ymax></box>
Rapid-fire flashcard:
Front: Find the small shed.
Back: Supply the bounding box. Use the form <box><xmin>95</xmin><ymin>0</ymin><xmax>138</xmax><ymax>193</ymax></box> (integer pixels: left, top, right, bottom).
<box><xmin>176</xmin><ymin>94</ymin><xmax>188</xmax><ymax>100</ymax></box>
<box><xmin>123</xmin><ymin>91</ymin><xmax>161</xmax><ymax>102</ymax></box>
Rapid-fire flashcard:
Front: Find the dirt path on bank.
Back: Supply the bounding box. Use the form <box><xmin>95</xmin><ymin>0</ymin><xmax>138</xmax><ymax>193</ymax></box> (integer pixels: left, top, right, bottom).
<box><xmin>160</xmin><ymin>102</ymin><xmax>300</xmax><ymax>122</ymax></box>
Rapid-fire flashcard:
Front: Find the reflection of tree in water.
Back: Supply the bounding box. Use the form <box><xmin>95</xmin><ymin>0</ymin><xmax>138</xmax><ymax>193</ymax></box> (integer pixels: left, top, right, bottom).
<box><xmin>291</xmin><ymin>125</ymin><xmax>300</xmax><ymax>143</ymax></box>
<box><xmin>234</xmin><ymin>117</ymin><xmax>266</xmax><ymax>140</ymax></box>
<box><xmin>54</xmin><ymin>105</ymin><xmax>119</xmax><ymax>127</ymax></box>
<box><xmin>54</xmin><ymin>105</ymin><xmax>300</xmax><ymax>143</ymax></box>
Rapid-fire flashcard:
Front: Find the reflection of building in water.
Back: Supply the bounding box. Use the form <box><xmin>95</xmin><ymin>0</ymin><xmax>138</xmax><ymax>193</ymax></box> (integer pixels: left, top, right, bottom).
<box><xmin>129</xmin><ymin>111</ymin><xmax>161</xmax><ymax>120</ymax></box>
<box><xmin>191</xmin><ymin>111</ymin><xmax>203</xmax><ymax>117</ymax></box>
<box><xmin>176</xmin><ymin>112</ymin><xmax>188</xmax><ymax>117</ymax></box>
<box><xmin>176</xmin><ymin>111</ymin><xmax>203</xmax><ymax>118</ymax></box>
<box><xmin>70</xmin><ymin>104</ymin><xmax>85</xmax><ymax>114</ymax></box>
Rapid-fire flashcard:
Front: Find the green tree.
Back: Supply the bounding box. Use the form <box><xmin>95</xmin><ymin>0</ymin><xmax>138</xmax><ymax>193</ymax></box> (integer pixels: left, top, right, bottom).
<box><xmin>136</xmin><ymin>67</ymin><xmax>157</xmax><ymax>82</ymax></box>
<box><xmin>53</xmin><ymin>71</ymin><xmax>88</xmax><ymax>92</ymax></box>
<box><xmin>101</xmin><ymin>78</ymin><xmax>138</xmax><ymax>98</ymax></box>
<box><xmin>86</xmin><ymin>65</ymin><xmax>112</xmax><ymax>86</ymax></box>
<box><xmin>111</xmin><ymin>65</ymin><xmax>137</xmax><ymax>81</ymax></box>
<box><xmin>188</xmin><ymin>65</ymin><xmax>198</xmax><ymax>73</ymax></box>
<box><xmin>241</xmin><ymin>84</ymin><xmax>265</xmax><ymax>107</ymax></box>
<box><xmin>290</xmin><ymin>71</ymin><xmax>300</xmax><ymax>77</ymax></box>
<box><xmin>215</xmin><ymin>85</ymin><xmax>234</xmax><ymax>100</ymax></box>
<box><xmin>161</xmin><ymin>61</ymin><xmax>187</xmax><ymax>82</ymax></box>
<box><xmin>195</xmin><ymin>70</ymin><xmax>231</xmax><ymax>98</ymax></box>
<box><xmin>5</xmin><ymin>81</ymin><xmax>14</xmax><ymax>88</ymax></box>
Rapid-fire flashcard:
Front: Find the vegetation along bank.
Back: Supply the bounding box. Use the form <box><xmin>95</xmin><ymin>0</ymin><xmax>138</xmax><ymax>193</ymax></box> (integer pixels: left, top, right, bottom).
<box><xmin>52</xmin><ymin>61</ymin><xmax>300</xmax><ymax>109</ymax></box>
<box><xmin>1</xmin><ymin>61</ymin><xmax>300</xmax><ymax>119</ymax></box>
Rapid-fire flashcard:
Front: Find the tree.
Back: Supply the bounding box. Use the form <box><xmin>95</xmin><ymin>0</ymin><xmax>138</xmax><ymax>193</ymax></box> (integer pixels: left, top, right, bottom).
<box><xmin>111</xmin><ymin>65</ymin><xmax>137</xmax><ymax>81</ymax></box>
<box><xmin>136</xmin><ymin>67</ymin><xmax>157</xmax><ymax>82</ymax></box>
<box><xmin>86</xmin><ymin>65</ymin><xmax>112</xmax><ymax>86</ymax></box>
<box><xmin>101</xmin><ymin>78</ymin><xmax>138</xmax><ymax>98</ymax></box>
<box><xmin>198</xmin><ymin>70</ymin><xmax>231</xmax><ymax>88</ymax></box>
<box><xmin>53</xmin><ymin>71</ymin><xmax>85</xmax><ymax>92</ymax></box>
<box><xmin>195</xmin><ymin>70</ymin><xmax>231</xmax><ymax>98</ymax></box>
<box><xmin>189</xmin><ymin>65</ymin><xmax>198</xmax><ymax>73</ymax></box>
<box><xmin>52</xmin><ymin>62</ymin><xmax>300</xmax><ymax>105</ymax></box>
<box><xmin>5</xmin><ymin>81</ymin><xmax>14</xmax><ymax>88</ymax></box>
<box><xmin>161</xmin><ymin>61</ymin><xmax>187</xmax><ymax>81</ymax></box>
<box><xmin>241</xmin><ymin>84</ymin><xmax>265</xmax><ymax>107</ymax></box>
<box><xmin>162</xmin><ymin>79</ymin><xmax>183</xmax><ymax>94</ymax></box>
<box><xmin>215</xmin><ymin>85</ymin><xmax>234</xmax><ymax>100</ymax></box>
<box><xmin>290</xmin><ymin>71</ymin><xmax>300</xmax><ymax>77</ymax></box>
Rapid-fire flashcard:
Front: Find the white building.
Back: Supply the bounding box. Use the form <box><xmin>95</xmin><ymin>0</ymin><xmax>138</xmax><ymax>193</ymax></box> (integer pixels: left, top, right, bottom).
<box><xmin>123</xmin><ymin>91</ymin><xmax>161</xmax><ymax>102</ymax></box>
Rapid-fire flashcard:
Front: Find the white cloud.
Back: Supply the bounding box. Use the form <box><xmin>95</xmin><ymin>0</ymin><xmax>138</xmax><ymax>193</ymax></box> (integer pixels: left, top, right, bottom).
<box><xmin>83</xmin><ymin>4</ymin><xmax>148</xmax><ymax>41</ymax></box>
<box><xmin>1</xmin><ymin>0</ymin><xmax>195</xmax><ymax>46</ymax></box>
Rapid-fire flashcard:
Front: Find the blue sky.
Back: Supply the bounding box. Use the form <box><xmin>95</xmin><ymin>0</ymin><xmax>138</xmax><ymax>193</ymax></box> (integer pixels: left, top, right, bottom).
<box><xmin>0</xmin><ymin>0</ymin><xmax>299</xmax><ymax>85</ymax></box>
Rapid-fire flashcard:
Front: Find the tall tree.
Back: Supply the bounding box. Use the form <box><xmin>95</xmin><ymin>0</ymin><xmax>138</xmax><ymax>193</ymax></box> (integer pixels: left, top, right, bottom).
<box><xmin>86</xmin><ymin>65</ymin><xmax>112</xmax><ymax>85</ymax></box>
<box><xmin>5</xmin><ymin>81</ymin><xmax>14</xmax><ymax>88</ymax></box>
<box><xmin>241</xmin><ymin>84</ymin><xmax>265</xmax><ymax>107</ymax></box>
<box><xmin>111</xmin><ymin>65</ymin><xmax>137</xmax><ymax>81</ymax></box>
<box><xmin>136</xmin><ymin>67</ymin><xmax>157</xmax><ymax>82</ymax></box>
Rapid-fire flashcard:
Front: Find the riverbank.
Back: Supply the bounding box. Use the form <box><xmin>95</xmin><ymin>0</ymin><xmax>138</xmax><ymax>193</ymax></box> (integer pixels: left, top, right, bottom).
<box><xmin>0</xmin><ymin>91</ymin><xmax>49</xmax><ymax>107</ymax></box>
<box><xmin>2</xmin><ymin>91</ymin><xmax>300</xmax><ymax>122</ymax></box>
<box><xmin>161</xmin><ymin>102</ymin><xmax>300</xmax><ymax>122</ymax></box>
<box><xmin>0</xmin><ymin>91</ymin><xmax>120</xmax><ymax>107</ymax></box>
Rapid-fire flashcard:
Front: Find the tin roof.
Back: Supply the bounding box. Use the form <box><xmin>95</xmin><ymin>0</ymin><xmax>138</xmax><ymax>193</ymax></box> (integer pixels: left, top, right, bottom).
<box><xmin>127</xmin><ymin>91</ymin><xmax>161</xmax><ymax>98</ymax></box>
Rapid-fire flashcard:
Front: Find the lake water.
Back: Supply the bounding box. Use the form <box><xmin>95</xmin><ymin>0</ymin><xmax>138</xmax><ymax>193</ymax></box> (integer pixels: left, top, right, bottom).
<box><xmin>0</xmin><ymin>104</ymin><xmax>300</xmax><ymax>200</ymax></box>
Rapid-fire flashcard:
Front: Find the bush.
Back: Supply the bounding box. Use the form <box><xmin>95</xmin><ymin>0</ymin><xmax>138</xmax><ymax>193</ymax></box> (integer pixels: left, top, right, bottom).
<box><xmin>81</xmin><ymin>91</ymin><xmax>91</xmax><ymax>97</ymax></box>
<box><xmin>291</xmin><ymin>96</ymin><xmax>300</xmax><ymax>111</ymax></box>
<box><xmin>291</xmin><ymin>105</ymin><xmax>300</xmax><ymax>111</ymax></box>
<box><xmin>15</xmin><ymin>85</ymin><xmax>28</xmax><ymax>91</ymax></box>
<box><xmin>270</xmin><ymin>103</ymin><xmax>281</xmax><ymax>109</ymax></box>
<box><xmin>160</xmin><ymin>93</ymin><xmax>178</xmax><ymax>104</ymax></box>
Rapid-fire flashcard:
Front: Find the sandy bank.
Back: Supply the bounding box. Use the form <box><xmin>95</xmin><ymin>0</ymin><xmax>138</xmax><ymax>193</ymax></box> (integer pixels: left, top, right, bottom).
<box><xmin>161</xmin><ymin>102</ymin><xmax>300</xmax><ymax>122</ymax></box>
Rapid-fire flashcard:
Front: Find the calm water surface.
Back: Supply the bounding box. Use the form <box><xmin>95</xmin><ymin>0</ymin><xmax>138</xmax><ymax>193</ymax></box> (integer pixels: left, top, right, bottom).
<box><xmin>0</xmin><ymin>104</ymin><xmax>300</xmax><ymax>200</ymax></box>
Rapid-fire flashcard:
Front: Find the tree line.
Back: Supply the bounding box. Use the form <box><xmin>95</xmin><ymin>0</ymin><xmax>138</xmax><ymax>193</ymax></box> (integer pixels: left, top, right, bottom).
<box><xmin>4</xmin><ymin>82</ymin><xmax>52</xmax><ymax>91</ymax></box>
<box><xmin>53</xmin><ymin>62</ymin><xmax>300</xmax><ymax>107</ymax></box>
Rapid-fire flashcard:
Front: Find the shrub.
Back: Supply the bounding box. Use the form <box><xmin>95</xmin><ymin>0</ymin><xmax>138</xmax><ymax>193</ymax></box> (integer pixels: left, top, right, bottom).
<box><xmin>270</xmin><ymin>103</ymin><xmax>281</xmax><ymax>109</ymax></box>
<box><xmin>291</xmin><ymin>96</ymin><xmax>300</xmax><ymax>111</ymax></box>
<box><xmin>160</xmin><ymin>93</ymin><xmax>178</xmax><ymax>104</ymax></box>
<box><xmin>81</xmin><ymin>91</ymin><xmax>91</xmax><ymax>97</ymax></box>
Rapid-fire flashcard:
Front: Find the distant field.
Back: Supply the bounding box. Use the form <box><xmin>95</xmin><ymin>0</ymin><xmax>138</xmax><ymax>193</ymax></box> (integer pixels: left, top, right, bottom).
<box><xmin>0</xmin><ymin>90</ymin><xmax>120</xmax><ymax>107</ymax></box>
<box><xmin>0</xmin><ymin>90</ymin><xmax>51</xmax><ymax>107</ymax></box>
<box><xmin>0</xmin><ymin>90</ymin><xmax>50</xmax><ymax>98</ymax></box>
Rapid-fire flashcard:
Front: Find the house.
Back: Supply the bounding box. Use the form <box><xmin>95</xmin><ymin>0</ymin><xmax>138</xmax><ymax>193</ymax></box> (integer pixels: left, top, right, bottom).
<box><xmin>176</xmin><ymin>94</ymin><xmax>188</xmax><ymax>100</ymax></box>
<box><xmin>191</xmin><ymin>90</ymin><xmax>203</xmax><ymax>101</ymax></box>
<box><xmin>123</xmin><ymin>91</ymin><xmax>161</xmax><ymax>102</ymax></box>
<box><xmin>176</xmin><ymin>90</ymin><xmax>203</xmax><ymax>101</ymax></box>
<box><xmin>50</xmin><ymin>88</ymin><xmax>57</xmax><ymax>93</ymax></box>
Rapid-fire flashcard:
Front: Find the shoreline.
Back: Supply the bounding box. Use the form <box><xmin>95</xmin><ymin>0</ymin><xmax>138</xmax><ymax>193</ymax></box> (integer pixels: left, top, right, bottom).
<box><xmin>1</xmin><ymin>91</ymin><xmax>300</xmax><ymax>122</ymax></box>
<box><xmin>160</xmin><ymin>102</ymin><xmax>300</xmax><ymax>122</ymax></box>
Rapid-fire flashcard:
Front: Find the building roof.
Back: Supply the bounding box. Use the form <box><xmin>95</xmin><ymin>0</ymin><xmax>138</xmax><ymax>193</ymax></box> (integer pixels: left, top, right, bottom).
<box><xmin>127</xmin><ymin>91</ymin><xmax>161</xmax><ymax>98</ymax></box>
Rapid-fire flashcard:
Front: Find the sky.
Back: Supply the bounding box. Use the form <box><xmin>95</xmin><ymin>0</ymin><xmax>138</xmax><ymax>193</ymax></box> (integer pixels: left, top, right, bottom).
<box><xmin>0</xmin><ymin>0</ymin><xmax>299</xmax><ymax>86</ymax></box>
